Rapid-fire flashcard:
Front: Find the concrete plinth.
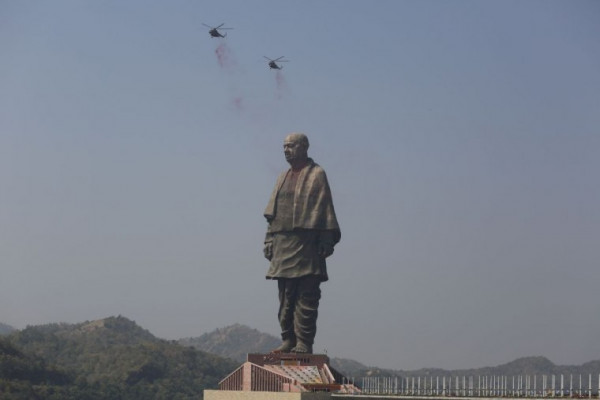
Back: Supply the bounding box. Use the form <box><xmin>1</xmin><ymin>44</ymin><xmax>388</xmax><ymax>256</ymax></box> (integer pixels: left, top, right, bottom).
<box><xmin>204</xmin><ymin>390</ymin><xmax>331</xmax><ymax>400</ymax></box>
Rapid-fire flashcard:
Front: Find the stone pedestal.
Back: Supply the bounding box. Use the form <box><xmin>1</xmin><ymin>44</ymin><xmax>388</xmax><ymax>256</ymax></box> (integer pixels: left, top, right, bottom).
<box><xmin>207</xmin><ymin>353</ymin><xmax>359</xmax><ymax>396</ymax></box>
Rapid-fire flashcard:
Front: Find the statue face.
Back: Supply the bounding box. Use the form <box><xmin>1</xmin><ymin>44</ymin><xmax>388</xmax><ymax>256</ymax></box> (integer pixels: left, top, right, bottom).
<box><xmin>283</xmin><ymin>136</ymin><xmax>307</xmax><ymax>164</ymax></box>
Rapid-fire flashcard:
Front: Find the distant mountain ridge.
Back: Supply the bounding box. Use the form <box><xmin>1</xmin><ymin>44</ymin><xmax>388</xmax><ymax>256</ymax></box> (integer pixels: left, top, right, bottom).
<box><xmin>0</xmin><ymin>322</ymin><xmax>16</xmax><ymax>335</ymax></box>
<box><xmin>367</xmin><ymin>356</ymin><xmax>600</xmax><ymax>380</ymax></box>
<box><xmin>179</xmin><ymin>323</ymin><xmax>281</xmax><ymax>362</ymax></box>
<box><xmin>183</xmin><ymin>324</ymin><xmax>600</xmax><ymax>379</ymax></box>
<box><xmin>178</xmin><ymin>323</ymin><xmax>367</xmax><ymax>374</ymax></box>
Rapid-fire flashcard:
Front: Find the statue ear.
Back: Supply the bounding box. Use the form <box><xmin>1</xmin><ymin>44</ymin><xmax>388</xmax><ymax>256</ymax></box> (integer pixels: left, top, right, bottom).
<box><xmin>300</xmin><ymin>143</ymin><xmax>309</xmax><ymax>155</ymax></box>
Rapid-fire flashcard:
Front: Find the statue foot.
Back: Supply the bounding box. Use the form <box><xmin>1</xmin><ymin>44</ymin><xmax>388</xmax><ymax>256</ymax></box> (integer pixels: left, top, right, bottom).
<box><xmin>290</xmin><ymin>341</ymin><xmax>312</xmax><ymax>354</ymax></box>
<box><xmin>272</xmin><ymin>338</ymin><xmax>295</xmax><ymax>353</ymax></box>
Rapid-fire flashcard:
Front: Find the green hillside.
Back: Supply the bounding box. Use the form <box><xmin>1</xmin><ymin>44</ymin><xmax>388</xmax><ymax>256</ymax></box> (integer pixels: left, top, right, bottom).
<box><xmin>0</xmin><ymin>336</ymin><xmax>74</xmax><ymax>398</ymax></box>
<box><xmin>179</xmin><ymin>324</ymin><xmax>369</xmax><ymax>375</ymax></box>
<box><xmin>2</xmin><ymin>316</ymin><xmax>237</xmax><ymax>399</ymax></box>
<box><xmin>179</xmin><ymin>323</ymin><xmax>281</xmax><ymax>363</ymax></box>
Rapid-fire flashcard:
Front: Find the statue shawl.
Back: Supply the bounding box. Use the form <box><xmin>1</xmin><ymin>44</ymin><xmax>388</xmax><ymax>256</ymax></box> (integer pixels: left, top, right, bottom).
<box><xmin>264</xmin><ymin>159</ymin><xmax>341</xmax><ymax>244</ymax></box>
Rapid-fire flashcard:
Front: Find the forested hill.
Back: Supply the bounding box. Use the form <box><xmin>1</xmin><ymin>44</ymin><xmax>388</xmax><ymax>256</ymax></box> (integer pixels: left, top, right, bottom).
<box><xmin>1</xmin><ymin>316</ymin><xmax>237</xmax><ymax>399</ymax></box>
<box><xmin>0</xmin><ymin>322</ymin><xmax>15</xmax><ymax>335</ymax></box>
<box><xmin>179</xmin><ymin>323</ymin><xmax>281</xmax><ymax>363</ymax></box>
<box><xmin>179</xmin><ymin>323</ymin><xmax>367</xmax><ymax>375</ymax></box>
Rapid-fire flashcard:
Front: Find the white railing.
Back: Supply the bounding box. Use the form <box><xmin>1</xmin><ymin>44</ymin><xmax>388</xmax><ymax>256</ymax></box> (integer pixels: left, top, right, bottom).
<box><xmin>354</xmin><ymin>374</ymin><xmax>599</xmax><ymax>397</ymax></box>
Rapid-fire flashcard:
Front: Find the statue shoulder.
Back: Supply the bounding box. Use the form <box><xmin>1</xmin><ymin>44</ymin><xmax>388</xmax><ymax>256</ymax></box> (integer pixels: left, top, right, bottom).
<box><xmin>307</xmin><ymin>162</ymin><xmax>329</xmax><ymax>180</ymax></box>
<box><xmin>307</xmin><ymin>159</ymin><xmax>326</xmax><ymax>174</ymax></box>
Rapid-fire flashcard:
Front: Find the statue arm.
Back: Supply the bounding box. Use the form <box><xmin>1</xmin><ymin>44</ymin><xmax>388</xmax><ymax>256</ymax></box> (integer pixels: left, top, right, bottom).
<box><xmin>263</xmin><ymin>230</ymin><xmax>273</xmax><ymax>261</ymax></box>
<box><xmin>317</xmin><ymin>230</ymin><xmax>336</xmax><ymax>258</ymax></box>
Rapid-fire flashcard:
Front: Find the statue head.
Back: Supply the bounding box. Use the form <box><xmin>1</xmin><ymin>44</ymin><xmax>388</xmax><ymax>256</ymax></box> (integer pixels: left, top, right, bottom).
<box><xmin>283</xmin><ymin>133</ymin><xmax>309</xmax><ymax>168</ymax></box>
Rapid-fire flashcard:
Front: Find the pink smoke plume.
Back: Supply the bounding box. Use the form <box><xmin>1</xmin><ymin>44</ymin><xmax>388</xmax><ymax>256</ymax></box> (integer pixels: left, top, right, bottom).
<box><xmin>214</xmin><ymin>42</ymin><xmax>236</xmax><ymax>70</ymax></box>
<box><xmin>275</xmin><ymin>70</ymin><xmax>288</xmax><ymax>99</ymax></box>
<box><xmin>232</xmin><ymin>96</ymin><xmax>244</xmax><ymax>112</ymax></box>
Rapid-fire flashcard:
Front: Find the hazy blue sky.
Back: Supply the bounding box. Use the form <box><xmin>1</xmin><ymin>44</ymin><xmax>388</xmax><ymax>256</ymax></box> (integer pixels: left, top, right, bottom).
<box><xmin>1</xmin><ymin>0</ymin><xmax>599</xmax><ymax>370</ymax></box>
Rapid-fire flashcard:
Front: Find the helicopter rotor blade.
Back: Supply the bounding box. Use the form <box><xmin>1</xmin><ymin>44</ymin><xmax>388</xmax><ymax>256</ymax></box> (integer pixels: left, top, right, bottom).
<box><xmin>202</xmin><ymin>23</ymin><xmax>213</xmax><ymax>28</ymax></box>
<box><xmin>216</xmin><ymin>23</ymin><xmax>225</xmax><ymax>28</ymax></box>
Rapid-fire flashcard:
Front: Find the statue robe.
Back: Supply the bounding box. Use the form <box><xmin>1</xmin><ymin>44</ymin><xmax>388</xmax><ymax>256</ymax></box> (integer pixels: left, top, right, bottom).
<box><xmin>264</xmin><ymin>159</ymin><xmax>340</xmax><ymax>281</ymax></box>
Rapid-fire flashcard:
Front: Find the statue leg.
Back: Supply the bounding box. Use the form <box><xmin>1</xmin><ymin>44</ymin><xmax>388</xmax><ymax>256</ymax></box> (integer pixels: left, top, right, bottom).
<box><xmin>291</xmin><ymin>276</ymin><xmax>321</xmax><ymax>354</ymax></box>
<box><xmin>273</xmin><ymin>279</ymin><xmax>296</xmax><ymax>352</ymax></box>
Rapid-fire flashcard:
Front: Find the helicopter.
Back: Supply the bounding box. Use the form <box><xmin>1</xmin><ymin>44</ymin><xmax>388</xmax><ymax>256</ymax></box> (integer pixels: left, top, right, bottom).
<box><xmin>202</xmin><ymin>23</ymin><xmax>232</xmax><ymax>38</ymax></box>
<box><xmin>264</xmin><ymin>56</ymin><xmax>289</xmax><ymax>70</ymax></box>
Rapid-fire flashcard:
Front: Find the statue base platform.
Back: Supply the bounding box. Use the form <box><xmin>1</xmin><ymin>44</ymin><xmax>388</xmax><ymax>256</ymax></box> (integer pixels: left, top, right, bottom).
<box><xmin>204</xmin><ymin>390</ymin><xmax>332</xmax><ymax>400</ymax></box>
<box><xmin>207</xmin><ymin>352</ymin><xmax>359</xmax><ymax>396</ymax></box>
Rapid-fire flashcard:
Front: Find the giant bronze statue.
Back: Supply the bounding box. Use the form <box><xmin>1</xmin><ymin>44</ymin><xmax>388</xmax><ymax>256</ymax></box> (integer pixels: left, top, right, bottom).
<box><xmin>263</xmin><ymin>133</ymin><xmax>340</xmax><ymax>354</ymax></box>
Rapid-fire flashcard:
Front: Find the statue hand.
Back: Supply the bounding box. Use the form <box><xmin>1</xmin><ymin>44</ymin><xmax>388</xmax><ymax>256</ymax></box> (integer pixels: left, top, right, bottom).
<box><xmin>318</xmin><ymin>242</ymin><xmax>334</xmax><ymax>258</ymax></box>
<box><xmin>264</xmin><ymin>242</ymin><xmax>273</xmax><ymax>261</ymax></box>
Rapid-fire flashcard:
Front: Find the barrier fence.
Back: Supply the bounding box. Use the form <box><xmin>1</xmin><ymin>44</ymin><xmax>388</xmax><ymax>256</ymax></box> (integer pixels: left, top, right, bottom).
<box><xmin>348</xmin><ymin>374</ymin><xmax>600</xmax><ymax>397</ymax></box>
